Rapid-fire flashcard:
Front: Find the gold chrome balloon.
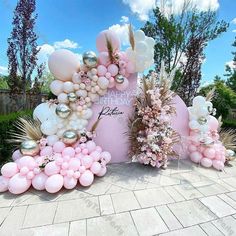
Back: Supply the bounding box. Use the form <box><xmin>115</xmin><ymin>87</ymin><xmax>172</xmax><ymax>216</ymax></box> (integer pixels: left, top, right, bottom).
<box><xmin>197</xmin><ymin>117</ymin><xmax>207</xmax><ymax>125</ymax></box>
<box><xmin>62</xmin><ymin>130</ymin><xmax>78</xmax><ymax>145</ymax></box>
<box><xmin>67</xmin><ymin>92</ymin><xmax>77</xmax><ymax>102</ymax></box>
<box><xmin>115</xmin><ymin>74</ymin><xmax>125</xmax><ymax>84</ymax></box>
<box><xmin>56</xmin><ymin>104</ymin><xmax>71</xmax><ymax>119</ymax></box>
<box><xmin>20</xmin><ymin>140</ymin><xmax>40</xmax><ymax>156</ymax></box>
<box><xmin>83</xmin><ymin>51</ymin><xmax>98</xmax><ymax>68</ymax></box>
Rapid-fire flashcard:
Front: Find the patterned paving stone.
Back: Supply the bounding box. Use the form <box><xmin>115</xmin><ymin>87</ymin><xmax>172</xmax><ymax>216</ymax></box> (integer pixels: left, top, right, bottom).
<box><xmin>134</xmin><ymin>188</ymin><xmax>174</xmax><ymax>208</ymax></box>
<box><xmin>131</xmin><ymin>207</ymin><xmax>168</xmax><ymax>236</ymax></box>
<box><xmin>0</xmin><ymin>207</ymin><xmax>11</xmax><ymax>225</ymax></box>
<box><xmin>212</xmin><ymin>216</ymin><xmax>236</xmax><ymax>236</ymax></box>
<box><xmin>200</xmin><ymin>196</ymin><xmax>236</xmax><ymax>217</ymax></box>
<box><xmin>156</xmin><ymin>205</ymin><xmax>182</xmax><ymax>230</ymax></box>
<box><xmin>54</xmin><ymin>197</ymin><xmax>100</xmax><ymax>223</ymax></box>
<box><xmin>168</xmin><ymin>199</ymin><xmax>216</xmax><ymax>227</ymax></box>
<box><xmin>99</xmin><ymin>195</ymin><xmax>114</xmax><ymax>215</ymax></box>
<box><xmin>111</xmin><ymin>191</ymin><xmax>140</xmax><ymax>213</ymax></box>
<box><xmin>174</xmin><ymin>183</ymin><xmax>203</xmax><ymax>199</ymax></box>
<box><xmin>200</xmin><ymin>222</ymin><xmax>224</xmax><ymax>236</ymax></box>
<box><xmin>87</xmin><ymin>212</ymin><xmax>138</xmax><ymax>236</ymax></box>
<box><xmin>164</xmin><ymin>186</ymin><xmax>185</xmax><ymax>202</ymax></box>
<box><xmin>160</xmin><ymin>225</ymin><xmax>207</xmax><ymax>236</ymax></box>
<box><xmin>69</xmin><ymin>220</ymin><xmax>86</xmax><ymax>236</ymax></box>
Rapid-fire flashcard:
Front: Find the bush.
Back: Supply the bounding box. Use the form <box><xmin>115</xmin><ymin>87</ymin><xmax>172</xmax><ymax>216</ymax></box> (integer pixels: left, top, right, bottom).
<box><xmin>222</xmin><ymin>119</ymin><xmax>236</xmax><ymax>129</ymax></box>
<box><xmin>0</xmin><ymin>110</ymin><xmax>32</xmax><ymax>167</ymax></box>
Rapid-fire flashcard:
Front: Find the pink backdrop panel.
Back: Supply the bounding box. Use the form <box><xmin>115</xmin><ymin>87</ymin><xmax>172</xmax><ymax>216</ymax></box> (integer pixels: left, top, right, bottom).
<box><xmin>171</xmin><ymin>95</ymin><xmax>190</xmax><ymax>159</ymax></box>
<box><xmin>88</xmin><ymin>76</ymin><xmax>190</xmax><ymax>163</ymax></box>
<box><xmin>87</xmin><ymin>73</ymin><xmax>138</xmax><ymax>163</ymax></box>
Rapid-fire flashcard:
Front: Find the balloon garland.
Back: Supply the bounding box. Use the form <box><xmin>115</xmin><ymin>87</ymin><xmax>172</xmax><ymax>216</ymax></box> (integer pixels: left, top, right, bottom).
<box><xmin>0</xmin><ymin>26</ymin><xmax>155</xmax><ymax>194</ymax></box>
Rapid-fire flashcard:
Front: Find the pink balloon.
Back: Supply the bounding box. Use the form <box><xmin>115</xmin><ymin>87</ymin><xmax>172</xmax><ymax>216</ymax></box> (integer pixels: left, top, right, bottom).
<box><xmin>96</xmin><ymin>30</ymin><xmax>120</xmax><ymax>52</ymax></box>
<box><xmin>107</xmin><ymin>64</ymin><xmax>119</xmax><ymax>76</ymax></box>
<box><xmin>79</xmin><ymin>166</ymin><xmax>86</xmax><ymax>174</ymax></box>
<box><xmin>98</xmin><ymin>52</ymin><xmax>110</xmax><ymax>66</ymax></box>
<box><xmin>97</xmin><ymin>65</ymin><xmax>107</xmax><ymax>76</ymax></box>
<box><xmin>32</xmin><ymin>172</ymin><xmax>48</xmax><ymax>190</ymax></box>
<box><xmin>86</xmin><ymin>141</ymin><xmax>97</xmax><ymax>153</ymax></box>
<box><xmin>101</xmin><ymin>151</ymin><xmax>111</xmax><ymax>163</ymax></box>
<box><xmin>82</xmin><ymin>149</ymin><xmax>89</xmax><ymax>155</ymax></box>
<box><xmin>90</xmin><ymin>151</ymin><xmax>101</xmax><ymax>161</ymax></box>
<box><xmin>81</xmin><ymin>155</ymin><xmax>93</xmax><ymax>169</ymax></box>
<box><xmin>212</xmin><ymin>160</ymin><xmax>224</xmax><ymax>171</ymax></box>
<box><xmin>18</xmin><ymin>156</ymin><xmax>36</xmax><ymax>170</ymax></box>
<box><xmin>20</xmin><ymin>166</ymin><xmax>29</xmax><ymax>176</ymax></box>
<box><xmin>53</xmin><ymin>141</ymin><xmax>66</xmax><ymax>153</ymax></box>
<box><xmin>79</xmin><ymin>170</ymin><xmax>94</xmax><ymax>186</ymax></box>
<box><xmin>188</xmin><ymin>145</ymin><xmax>197</xmax><ymax>152</ymax></box>
<box><xmin>96</xmin><ymin>166</ymin><xmax>107</xmax><ymax>177</ymax></box>
<box><xmin>27</xmin><ymin>171</ymin><xmax>35</xmax><ymax>180</ymax></box>
<box><xmin>40</xmin><ymin>146</ymin><xmax>53</xmax><ymax>156</ymax></box>
<box><xmin>1</xmin><ymin>162</ymin><xmax>19</xmax><ymax>178</ymax></box>
<box><xmin>126</xmin><ymin>61</ymin><xmax>136</xmax><ymax>74</ymax></box>
<box><xmin>116</xmin><ymin>77</ymin><xmax>129</xmax><ymax>91</ymax></box>
<box><xmin>190</xmin><ymin>151</ymin><xmax>202</xmax><ymax>163</ymax></box>
<box><xmin>44</xmin><ymin>161</ymin><xmax>60</xmax><ymax>176</ymax></box>
<box><xmin>12</xmin><ymin>150</ymin><xmax>22</xmax><ymax>161</ymax></box>
<box><xmin>45</xmin><ymin>174</ymin><xmax>64</xmax><ymax>193</ymax></box>
<box><xmin>8</xmin><ymin>173</ymin><xmax>31</xmax><ymax>194</ymax></box>
<box><xmin>201</xmin><ymin>158</ymin><xmax>213</xmax><ymax>168</ymax></box>
<box><xmin>73</xmin><ymin>171</ymin><xmax>80</xmax><ymax>179</ymax></box>
<box><xmin>62</xmin><ymin>147</ymin><xmax>75</xmax><ymax>157</ymax></box>
<box><xmin>64</xmin><ymin>176</ymin><xmax>77</xmax><ymax>189</ymax></box>
<box><xmin>68</xmin><ymin>158</ymin><xmax>81</xmax><ymax>171</ymax></box>
<box><xmin>90</xmin><ymin>162</ymin><xmax>102</xmax><ymax>174</ymax></box>
<box><xmin>208</xmin><ymin>115</ymin><xmax>219</xmax><ymax>131</ymax></box>
<box><xmin>95</xmin><ymin>146</ymin><xmax>102</xmax><ymax>153</ymax></box>
<box><xmin>203</xmin><ymin>148</ymin><xmax>216</xmax><ymax>159</ymax></box>
<box><xmin>0</xmin><ymin>176</ymin><xmax>9</xmax><ymax>192</ymax></box>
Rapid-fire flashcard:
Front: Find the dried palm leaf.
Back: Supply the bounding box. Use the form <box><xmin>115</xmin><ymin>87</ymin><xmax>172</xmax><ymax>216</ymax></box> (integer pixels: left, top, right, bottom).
<box><xmin>206</xmin><ymin>86</ymin><xmax>216</xmax><ymax>102</ymax></box>
<box><xmin>128</xmin><ymin>24</ymin><xmax>135</xmax><ymax>50</ymax></box>
<box><xmin>106</xmin><ymin>35</ymin><xmax>115</xmax><ymax>64</ymax></box>
<box><xmin>219</xmin><ymin>128</ymin><xmax>236</xmax><ymax>152</ymax></box>
<box><xmin>218</xmin><ymin>116</ymin><xmax>223</xmax><ymax>131</ymax></box>
<box><xmin>90</xmin><ymin>118</ymin><xmax>102</xmax><ymax>133</ymax></box>
<box><xmin>7</xmin><ymin>116</ymin><xmax>42</xmax><ymax>144</ymax></box>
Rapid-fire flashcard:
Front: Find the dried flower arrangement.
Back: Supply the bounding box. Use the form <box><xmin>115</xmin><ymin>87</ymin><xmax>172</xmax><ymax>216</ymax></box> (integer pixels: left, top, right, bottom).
<box><xmin>128</xmin><ymin>65</ymin><xmax>180</xmax><ymax>168</ymax></box>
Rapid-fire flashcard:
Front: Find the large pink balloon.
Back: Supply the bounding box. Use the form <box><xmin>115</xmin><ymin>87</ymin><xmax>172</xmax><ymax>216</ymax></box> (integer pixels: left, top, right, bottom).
<box><xmin>0</xmin><ymin>176</ymin><xmax>9</xmax><ymax>192</ymax></box>
<box><xmin>32</xmin><ymin>172</ymin><xmax>48</xmax><ymax>190</ymax></box>
<box><xmin>79</xmin><ymin>170</ymin><xmax>94</xmax><ymax>186</ymax></box>
<box><xmin>12</xmin><ymin>150</ymin><xmax>22</xmax><ymax>161</ymax></box>
<box><xmin>8</xmin><ymin>173</ymin><xmax>31</xmax><ymax>194</ymax></box>
<box><xmin>201</xmin><ymin>158</ymin><xmax>213</xmax><ymax>168</ymax></box>
<box><xmin>208</xmin><ymin>115</ymin><xmax>219</xmax><ymax>131</ymax></box>
<box><xmin>44</xmin><ymin>161</ymin><xmax>60</xmax><ymax>176</ymax></box>
<box><xmin>68</xmin><ymin>158</ymin><xmax>81</xmax><ymax>171</ymax></box>
<box><xmin>17</xmin><ymin>156</ymin><xmax>36</xmax><ymax>170</ymax></box>
<box><xmin>48</xmin><ymin>49</ymin><xmax>80</xmax><ymax>81</ymax></box>
<box><xmin>212</xmin><ymin>160</ymin><xmax>224</xmax><ymax>171</ymax></box>
<box><xmin>190</xmin><ymin>151</ymin><xmax>202</xmax><ymax>163</ymax></box>
<box><xmin>64</xmin><ymin>176</ymin><xmax>77</xmax><ymax>189</ymax></box>
<box><xmin>1</xmin><ymin>162</ymin><xmax>18</xmax><ymax>178</ymax></box>
<box><xmin>96</xmin><ymin>166</ymin><xmax>107</xmax><ymax>177</ymax></box>
<box><xmin>96</xmin><ymin>30</ymin><xmax>120</xmax><ymax>52</ymax></box>
<box><xmin>45</xmin><ymin>174</ymin><xmax>64</xmax><ymax>193</ymax></box>
<box><xmin>90</xmin><ymin>162</ymin><xmax>102</xmax><ymax>174</ymax></box>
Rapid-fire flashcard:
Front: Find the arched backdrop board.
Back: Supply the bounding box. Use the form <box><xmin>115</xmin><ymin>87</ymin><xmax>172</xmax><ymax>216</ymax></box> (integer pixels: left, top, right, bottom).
<box><xmin>88</xmin><ymin>74</ymin><xmax>190</xmax><ymax>163</ymax></box>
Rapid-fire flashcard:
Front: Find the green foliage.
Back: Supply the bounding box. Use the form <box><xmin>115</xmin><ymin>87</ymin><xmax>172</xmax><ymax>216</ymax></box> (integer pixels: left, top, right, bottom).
<box><xmin>0</xmin><ymin>110</ymin><xmax>32</xmax><ymax>167</ymax></box>
<box><xmin>0</xmin><ymin>76</ymin><xmax>9</xmax><ymax>89</ymax></box>
<box><xmin>223</xmin><ymin>119</ymin><xmax>236</xmax><ymax>129</ymax></box>
<box><xmin>199</xmin><ymin>78</ymin><xmax>236</xmax><ymax>119</ymax></box>
<box><xmin>40</xmin><ymin>72</ymin><xmax>54</xmax><ymax>93</ymax></box>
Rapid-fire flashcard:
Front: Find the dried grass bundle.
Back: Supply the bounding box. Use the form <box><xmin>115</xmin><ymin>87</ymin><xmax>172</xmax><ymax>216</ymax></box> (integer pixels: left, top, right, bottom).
<box><xmin>219</xmin><ymin>128</ymin><xmax>236</xmax><ymax>152</ymax></box>
<box><xmin>105</xmin><ymin>35</ymin><xmax>115</xmax><ymax>64</ymax></box>
<box><xmin>8</xmin><ymin>116</ymin><xmax>42</xmax><ymax>144</ymax></box>
<box><xmin>206</xmin><ymin>87</ymin><xmax>216</xmax><ymax>102</ymax></box>
<box><xmin>128</xmin><ymin>24</ymin><xmax>135</xmax><ymax>50</ymax></box>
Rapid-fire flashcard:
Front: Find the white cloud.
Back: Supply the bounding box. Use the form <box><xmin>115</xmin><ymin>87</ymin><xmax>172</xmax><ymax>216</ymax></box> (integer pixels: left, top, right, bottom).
<box><xmin>54</xmin><ymin>39</ymin><xmax>79</xmax><ymax>49</ymax></box>
<box><xmin>122</xmin><ymin>0</ymin><xmax>220</xmax><ymax>21</ymax></box>
<box><xmin>0</xmin><ymin>66</ymin><xmax>8</xmax><ymax>75</ymax></box>
<box><xmin>232</xmin><ymin>29</ymin><xmax>236</xmax><ymax>33</ymax></box>
<box><xmin>120</xmin><ymin>16</ymin><xmax>129</xmax><ymax>23</ymax></box>
<box><xmin>231</xmin><ymin>18</ymin><xmax>236</xmax><ymax>24</ymax></box>
<box><xmin>226</xmin><ymin>60</ymin><xmax>236</xmax><ymax>69</ymax></box>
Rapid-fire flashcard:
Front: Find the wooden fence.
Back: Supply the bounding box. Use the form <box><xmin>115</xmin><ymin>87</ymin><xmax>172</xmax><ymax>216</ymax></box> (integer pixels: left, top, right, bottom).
<box><xmin>0</xmin><ymin>89</ymin><xmax>48</xmax><ymax>115</ymax></box>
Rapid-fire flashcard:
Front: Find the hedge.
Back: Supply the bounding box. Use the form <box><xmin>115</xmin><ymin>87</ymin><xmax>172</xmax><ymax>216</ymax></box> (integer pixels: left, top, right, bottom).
<box><xmin>222</xmin><ymin>119</ymin><xmax>236</xmax><ymax>129</ymax></box>
<box><xmin>0</xmin><ymin>110</ymin><xmax>32</xmax><ymax>167</ymax></box>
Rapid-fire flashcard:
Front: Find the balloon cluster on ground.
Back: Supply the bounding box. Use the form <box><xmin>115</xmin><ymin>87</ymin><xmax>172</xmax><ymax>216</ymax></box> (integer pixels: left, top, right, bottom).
<box><xmin>188</xmin><ymin>96</ymin><xmax>233</xmax><ymax>170</ymax></box>
<box><xmin>0</xmin><ymin>27</ymin><xmax>155</xmax><ymax>194</ymax></box>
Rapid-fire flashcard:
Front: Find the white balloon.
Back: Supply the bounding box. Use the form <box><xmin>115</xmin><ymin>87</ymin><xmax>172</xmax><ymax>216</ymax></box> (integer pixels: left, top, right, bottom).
<box><xmin>196</xmin><ymin>106</ymin><xmax>209</xmax><ymax>117</ymax></box>
<box><xmin>46</xmin><ymin>135</ymin><xmax>59</xmax><ymax>146</ymax></box>
<box><xmin>76</xmin><ymin>90</ymin><xmax>87</xmax><ymax>98</ymax></box>
<box><xmin>82</xmin><ymin>109</ymin><xmax>93</xmax><ymax>120</ymax></box>
<box><xmin>189</xmin><ymin>120</ymin><xmax>199</xmax><ymax>130</ymax></box>
<box><xmin>63</xmin><ymin>81</ymin><xmax>74</xmax><ymax>93</ymax></box>
<box><xmin>134</xmin><ymin>30</ymin><xmax>145</xmax><ymax>41</ymax></box>
<box><xmin>145</xmin><ymin>37</ymin><xmax>155</xmax><ymax>47</ymax></box>
<box><xmin>33</xmin><ymin>103</ymin><xmax>57</xmax><ymax>123</ymax></box>
<box><xmin>41</xmin><ymin>120</ymin><xmax>58</xmax><ymax>135</ymax></box>
<box><xmin>50</xmin><ymin>80</ymin><xmax>64</xmax><ymax>96</ymax></box>
<box><xmin>135</xmin><ymin>41</ymin><xmax>148</xmax><ymax>54</ymax></box>
<box><xmin>193</xmin><ymin>96</ymin><xmax>206</xmax><ymax>107</ymax></box>
<box><xmin>97</xmin><ymin>77</ymin><xmax>109</xmax><ymax>89</ymax></box>
<box><xmin>58</xmin><ymin>93</ymin><xmax>69</xmax><ymax>103</ymax></box>
<box><xmin>48</xmin><ymin>49</ymin><xmax>79</xmax><ymax>81</ymax></box>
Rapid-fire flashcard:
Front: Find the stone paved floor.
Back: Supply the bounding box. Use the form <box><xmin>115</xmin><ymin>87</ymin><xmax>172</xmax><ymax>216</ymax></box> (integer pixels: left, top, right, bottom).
<box><xmin>1</xmin><ymin>159</ymin><xmax>236</xmax><ymax>236</ymax></box>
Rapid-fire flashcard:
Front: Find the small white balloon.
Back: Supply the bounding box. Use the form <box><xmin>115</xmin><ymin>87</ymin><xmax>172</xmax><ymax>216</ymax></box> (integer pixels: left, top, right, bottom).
<box><xmin>63</xmin><ymin>81</ymin><xmax>74</xmax><ymax>93</ymax></box>
<box><xmin>50</xmin><ymin>80</ymin><xmax>64</xmax><ymax>96</ymax></box>
<box><xmin>97</xmin><ymin>77</ymin><xmax>109</xmax><ymax>89</ymax></box>
<box><xmin>41</xmin><ymin>120</ymin><xmax>58</xmax><ymax>135</ymax></box>
<box><xmin>46</xmin><ymin>135</ymin><xmax>59</xmax><ymax>146</ymax></box>
<box><xmin>193</xmin><ymin>96</ymin><xmax>206</xmax><ymax>107</ymax></box>
<box><xmin>135</xmin><ymin>41</ymin><xmax>148</xmax><ymax>54</ymax></box>
<box><xmin>58</xmin><ymin>93</ymin><xmax>69</xmax><ymax>104</ymax></box>
<box><xmin>134</xmin><ymin>30</ymin><xmax>145</xmax><ymax>41</ymax></box>
<box><xmin>189</xmin><ymin>120</ymin><xmax>199</xmax><ymax>130</ymax></box>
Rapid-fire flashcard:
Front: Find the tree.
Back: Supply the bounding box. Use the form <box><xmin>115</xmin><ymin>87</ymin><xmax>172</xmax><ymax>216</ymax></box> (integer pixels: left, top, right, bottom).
<box><xmin>199</xmin><ymin>77</ymin><xmax>236</xmax><ymax>119</ymax></box>
<box><xmin>7</xmin><ymin>0</ymin><xmax>45</xmax><ymax>107</ymax></box>
<box><xmin>225</xmin><ymin>37</ymin><xmax>236</xmax><ymax>92</ymax></box>
<box><xmin>142</xmin><ymin>1</ymin><xmax>228</xmax><ymax>105</ymax></box>
<box><xmin>0</xmin><ymin>76</ymin><xmax>9</xmax><ymax>89</ymax></box>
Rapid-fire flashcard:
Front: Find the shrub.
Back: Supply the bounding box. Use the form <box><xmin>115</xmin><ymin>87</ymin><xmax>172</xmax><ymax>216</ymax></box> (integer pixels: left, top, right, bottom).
<box><xmin>0</xmin><ymin>110</ymin><xmax>32</xmax><ymax>167</ymax></box>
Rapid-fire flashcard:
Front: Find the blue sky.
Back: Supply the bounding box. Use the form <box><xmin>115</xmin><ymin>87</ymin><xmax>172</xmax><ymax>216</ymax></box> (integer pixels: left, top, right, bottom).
<box><xmin>0</xmin><ymin>0</ymin><xmax>236</xmax><ymax>85</ymax></box>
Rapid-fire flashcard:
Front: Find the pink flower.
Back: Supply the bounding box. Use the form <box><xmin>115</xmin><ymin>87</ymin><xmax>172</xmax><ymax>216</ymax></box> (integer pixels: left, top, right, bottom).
<box><xmin>80</xmin><ymin>136</ymin><xmax>87</xmax><ymax>143</ymax></box>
